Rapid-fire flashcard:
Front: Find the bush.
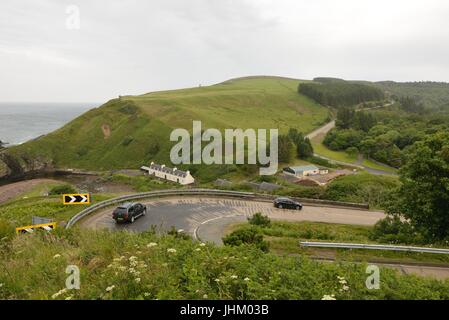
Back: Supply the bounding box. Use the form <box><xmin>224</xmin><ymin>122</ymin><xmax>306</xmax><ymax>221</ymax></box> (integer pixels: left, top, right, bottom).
<box><xmin>248</xmin><ymin>213</ymin><xmax>271</xmax><ymax>227</ymax></box>
<box><xmin>48</xmin><ymin>184</ymin><xmax>77</xmax><ymax>195</ymax></box>
<box><xmin>369</xmin><ymin>216</ymin><xmax>425</xmax><ymax>244</ymax></box>
<box><xmin>222</xmin><ymin>227</ymin><xmax>269</xmax><ymax>252</ymax></box>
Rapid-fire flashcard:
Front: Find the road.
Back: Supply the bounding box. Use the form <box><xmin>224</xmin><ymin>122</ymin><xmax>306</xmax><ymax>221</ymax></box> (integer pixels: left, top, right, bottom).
<box><xmin>81</xmin><ymin>196</ymin><xmax>384</xmax><ymax>242</ymax></box>
<box><xmin>79</xmin><ymin>196</ymin><xmax>449</xmax><ymax>279</ymax></box>
<box><xmin>305</xmin><ymin>106</ymin><xmax>397</xmax><ymax>175</ymax></box>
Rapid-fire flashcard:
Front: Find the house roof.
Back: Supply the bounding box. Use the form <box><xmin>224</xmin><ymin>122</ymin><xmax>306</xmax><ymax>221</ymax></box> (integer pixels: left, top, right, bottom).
<box><xmin>285</xmin><ymin>165</ymin><xmax>319</xmax><ymax>173</ymax></box>
<box><xmin>148</xmin><ymin>163</ymin><xmax>189</xmax><ymax>178</ymax></box>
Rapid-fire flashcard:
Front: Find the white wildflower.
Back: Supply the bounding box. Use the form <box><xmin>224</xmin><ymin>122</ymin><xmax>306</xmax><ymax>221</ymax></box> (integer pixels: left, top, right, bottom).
<box><xmin>203</xmin><ymin>294</ymin><xmax>208</xmax><ymax>299</ymax></box>
<box><xmin>65</xmin><ymin>296</ymin><xmax>73</xmax><ymax>300</ymax></box>
<box><xmin>105</xmin><ymin>285</ymin><xmax>115</xmax><ymax>292</ymax></box>
<box><xmin>53</xmin><ymin>254</ymin><xmax>61</xmax><ymax>259</ymax></box>
<box><xmin>214</xmin><ymin>278</ymin><xmax>220</xmax><ymax>283</ymax></box>
<box><xmin>244</xmin><ymin>277</ymin><xmax>250</xmax><ymax>281</ymax></box>
<box><xmin>167</xmin><ymin>248</ymin><xmax>177</xmax><ymax>253</ymax></box>
<box><xmin>144</xmin><ymin>292</ymin><xmax>151</xmax><ymax>297</ymax></box>
<box><xmin>230</xmin><ymin>275</ymin><xmax>238</xmax><ymax>279</ymax></box>
<box><xmin>321</xmin><ymin>294</ymin><xmax>336</xmax><ymax>300</ymax></box>
<box><xmin>135</xmin><ymin>278</ymin><xmax>141</xmax><ymax>283</ymax></box>
<box><xmin>199</xmin><ymin>243</ymin><xmax>206</xmax><ymax>247</ymax></box>
<box><xmin>147</xmin><ymin>242</ymin><xmax>158</xmax><ymax>247</ymax></box>
<box><xmin>195</xmin><ymin>248</ymin><xmax>201</xmax><ymax>252</ymax></box>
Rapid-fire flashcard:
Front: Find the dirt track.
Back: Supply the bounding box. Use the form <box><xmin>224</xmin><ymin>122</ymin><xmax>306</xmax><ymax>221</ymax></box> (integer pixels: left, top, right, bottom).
<box><xmin>0</xmin><ymin>179</ymin><xmax>59</xmax><ymax>204</ymax></box>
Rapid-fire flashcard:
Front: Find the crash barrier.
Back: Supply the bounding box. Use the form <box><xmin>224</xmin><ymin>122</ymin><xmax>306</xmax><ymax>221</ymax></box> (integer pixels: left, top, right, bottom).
<box><xmin>66</xmin><ymin>189</ymin><xmax>369</xmax><ymax>229</ymax></box>
<box><xmin>300</xmin><ymin>241</ymin><xmax>449</xmax><ymax>255</ymax></box>
<box><xmin>16</xmin><ymin>222</ymin><xmax>57</xmax><ymax>234</ymax></box>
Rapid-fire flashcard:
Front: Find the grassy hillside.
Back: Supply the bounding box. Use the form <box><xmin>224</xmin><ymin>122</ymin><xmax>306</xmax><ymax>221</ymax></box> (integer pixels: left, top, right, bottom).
<box><xmin>3</xmin><ymin>77</ymin><xmax>329</xmax><ymax>176</ymax></box>
<box><xmin>1</xmin><ymin>227</ymin><xmax>449</xmax><ymax>300</ymax></box>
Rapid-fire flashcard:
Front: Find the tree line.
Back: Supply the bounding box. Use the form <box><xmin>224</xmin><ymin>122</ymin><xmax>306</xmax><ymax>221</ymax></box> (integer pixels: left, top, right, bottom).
<box><xmin>298</xmin><ymin>80</ymin><xmax>384</xmax><ymax>108</ymax></box>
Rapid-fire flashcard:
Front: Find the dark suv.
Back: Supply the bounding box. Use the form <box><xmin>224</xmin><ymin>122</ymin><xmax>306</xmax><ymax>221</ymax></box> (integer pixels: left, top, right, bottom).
<box><xmin>274</xmin><ymin>197</ymin><xmax>302</xmax><ymax>210</ymax></box>
<box><xmin>113</xmin><ymin>202</ymin><xmax>147</xmax><ymax>223</ymax></box>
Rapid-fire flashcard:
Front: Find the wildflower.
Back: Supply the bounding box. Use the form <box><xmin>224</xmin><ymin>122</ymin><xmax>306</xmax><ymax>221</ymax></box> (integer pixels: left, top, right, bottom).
<box><xmin>341</xmin><ymin>285</ymin><xmax>350</xmax><ymax>292</ymax></box>
<box><xmin>244</xmin><ymin>277</ymin><xmax>250</xmax><ymax>281</ymax></box>
<box><xmin>106</xmin><ymin>285</ymin><xmax>115</xmax><ymax>292</ymax></box>
<box><xmin>195</xmin><ymin>248</ymin><xmax>201</xmax><ymax>252</ymax></box>
<box><xmin>144</xmin><ymin>292</ymin><xmax>151</xmax><ymax>297</ymax></box>
<box><xmin>214</xmin><ymin>278</ymin><xmax>220</xmax><ymax>283</ymax></box>
<box><xmin>167</xmin><ymin>248</ymin><xmax>177</xmax><ymax>253</ymax></box>
<box><xmin>147</xmin><ymin>242</ymin><xmax>158</xmax><ymax>247</ymax></box>
<box><xmin>129</xmin><ymin>256</ymin><xmax>138</xmax><ymax>261</ymax></box>
<box><xmin>0</xmin><ymin>283</ymin><xmax>3</xmax><ymax>288</ymax></box>
<box><xmin>339</xmin><ymin>279</ymin><xmax>347</xmax><ymax>285</ymax></box>
<box><xmin>53</xmin><ymin>254</ymin><xmax>61</xmax><ymax>259</ymax></box>
<box><xmin>135</xmin><ymin>278</ymin><xmax>141</xmax><ymax>283</ymax></box>
<box><xmin>65</xmin><ymin>296</ymin><xmax>73</xmax><ymax>300</ymax></box>
<box><xmin>230</xmin><ymin>275</ymin><xmax>238</xmax><ymax>279</ymax></box>
<box><xmin>321</xmin><ymin>294</ymin><xmax>336</xmax><ymax>300</ymax></box>
<box><xmin>203</xmin><ymin>294</ymin><xmax>208</xmax><ymax>299</ymax></box>
<box><xmin>199</xmin><ymin>243</ymin><xmax>206</xmax><ymax>247</ymax></box>
<box><xmin>51</xmin><ymin>288</ymin><xmax>67</xmax><ymax>299</ymax></box>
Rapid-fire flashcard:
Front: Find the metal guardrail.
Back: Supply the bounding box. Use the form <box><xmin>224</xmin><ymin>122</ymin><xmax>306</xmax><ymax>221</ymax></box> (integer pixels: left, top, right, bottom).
<box><xmin>300</xmin><ymin>241</ymin><xmax>449</xmax><ymax>255</ymax></box>
<box><xmin>65</xmin><ymin>188</ymin><xmax>369</xmax><ymax>229</ymax></box>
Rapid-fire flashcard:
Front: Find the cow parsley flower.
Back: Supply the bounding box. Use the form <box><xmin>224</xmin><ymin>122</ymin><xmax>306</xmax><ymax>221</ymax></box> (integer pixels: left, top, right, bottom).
<box><xmin>167</xmin><ymin>248</ymin><xmax>177</xmax><ymax>253</ymax></box>
<box><xmin>53</xmin><ymin>254</ymin><xmax>61</xmax><ymax>259</ymax></box>
<box><xmin>321</xmin><ymin>294</ymin><xmax>336</xmax><ymax>300</ymax></box>
<box><xmin>147</xmin><ymin>242</ymin><xmax>158</xmax><ymax>248</ymax></box>
<box><xmin>105</xmin><ymin>285</ymin><xmax>115</xmax><ymax>292</ymax></box>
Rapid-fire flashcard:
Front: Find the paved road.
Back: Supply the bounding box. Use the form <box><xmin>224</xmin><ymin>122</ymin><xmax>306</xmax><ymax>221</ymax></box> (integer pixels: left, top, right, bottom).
<box><xmin>305</xmin><ymin>112</ymin><xmax>397</xmax><ymax>176</ymax></box>
<box><xmin>79</xmin><ymin>196</ymin><xmax>449</xmax><ymax>279</ymax></box>
<box><xmin>81</xmin><ymin>196</ymin><xmax>384</xmax><ymax>241</ymax></box>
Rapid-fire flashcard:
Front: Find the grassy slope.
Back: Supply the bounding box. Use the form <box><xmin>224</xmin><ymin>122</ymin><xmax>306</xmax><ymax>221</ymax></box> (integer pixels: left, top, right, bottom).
<box><xmin>2</xmin><ymin>227</ymin><xmax>449</xmax><ymax>300</ymax></box>
<box><xmin>227</xmin><ymin>221</ymin><xmax>449</xmax><ymax>266</ymax></box>
<box><xmin>7</xmin><ymin>77</ymin><xmax>329</xmax><ymax>172</ymax></box>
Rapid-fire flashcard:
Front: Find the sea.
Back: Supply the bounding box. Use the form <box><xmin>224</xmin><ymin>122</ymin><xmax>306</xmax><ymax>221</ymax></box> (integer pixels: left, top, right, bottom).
<box><xmin>0</xmin><ymin>102</ymin><xmax>99</xmax><ymax>146</ymax></box>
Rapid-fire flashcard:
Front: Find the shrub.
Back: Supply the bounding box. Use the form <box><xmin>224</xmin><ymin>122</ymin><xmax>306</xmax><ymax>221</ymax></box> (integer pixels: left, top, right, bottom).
<box><xmin>222</xmin><ymin>227</ymin><xmax>269</xmax><ymax>252</ymax></box>
<box><xmin>369</xmin><ymin>216</ymin><xmax>425</xmax><ymax>244</ymax></box>
<box><xmin>248</xmin><ymin>213</ymin><xmax>271</xmax><ymax>228</ymax></box>
<box><xmin>48</xmin><ymin>184</ymin><xmax>77</xmax><ymax>195</ymax></box>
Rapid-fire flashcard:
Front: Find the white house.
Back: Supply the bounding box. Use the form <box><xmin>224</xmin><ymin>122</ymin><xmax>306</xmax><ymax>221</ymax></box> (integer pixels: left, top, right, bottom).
<box><xmin>141</xmin><ymin>162</ymin><xmax>195</xmax><ymax>185</ymax></box>
<box><xmin>283</xmin><ymin>165</ymin><xmax>328</xmax><ymax>178</ymax></box>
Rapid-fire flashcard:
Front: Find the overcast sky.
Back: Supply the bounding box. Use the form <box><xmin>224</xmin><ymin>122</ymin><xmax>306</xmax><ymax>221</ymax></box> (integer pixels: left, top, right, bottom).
<box><xmin>1</xmin><ymin>0</ymin><xmax>449</xmax><ymax>103</ymax></box>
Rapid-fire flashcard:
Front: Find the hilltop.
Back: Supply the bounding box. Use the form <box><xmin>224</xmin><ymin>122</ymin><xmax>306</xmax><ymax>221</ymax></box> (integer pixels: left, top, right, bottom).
<box><xmin>0</xmin><ymin>77</ymin><xmax>330</xmax><ymax>180</ymax></box>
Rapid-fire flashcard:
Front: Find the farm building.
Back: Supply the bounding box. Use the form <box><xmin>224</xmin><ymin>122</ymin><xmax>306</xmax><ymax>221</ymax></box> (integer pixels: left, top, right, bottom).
<box><xmin>141</xmin><ymin>162</ymin><xmax>195</xmax><ymax>185</ymax></box>
<box><xmin>283</xmin><ymin>165</ymin><xmax>328</xmax><ymax>178</ymax></box>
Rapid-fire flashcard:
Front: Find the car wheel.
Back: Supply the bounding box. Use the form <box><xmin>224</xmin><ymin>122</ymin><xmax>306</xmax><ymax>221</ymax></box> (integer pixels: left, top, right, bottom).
<box><xmin>143</xmin><ymin>208</ymin><xmax>147</xmax><ymax>216</ymax></box>
<box><xmin>130</xmin><ymin>216</ymin><xmax>135</xmax><ymax>223</ymax></box>
<box><xmin>296</xmin><ymin>205</ymin><xmax>301</xmax><ymax>210</ymax></box>
<box><xmin>278</xmin><ymin>204</ymin><xmax>283</xmax><ymax>209</ymax></box>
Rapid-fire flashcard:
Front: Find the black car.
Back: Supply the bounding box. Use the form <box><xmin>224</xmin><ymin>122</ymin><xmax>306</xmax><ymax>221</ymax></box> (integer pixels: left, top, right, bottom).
<box><xmin>113</xmin><ymin>202</ymin><xmax>147</xmax><ymax>223</ymax></box>
<box><xmin>274</xmin><ymin>197</ymin><xmax>302</xmax><ymax>210</ymax></box>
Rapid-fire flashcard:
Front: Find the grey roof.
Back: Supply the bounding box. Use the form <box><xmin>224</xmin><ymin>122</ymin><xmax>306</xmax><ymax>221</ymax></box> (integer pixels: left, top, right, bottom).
<box><xmin>285</xmin><ymin>165</ymin><xmax>319</xmax><ymax>173</ymax></box>
<box><xmin>149</xmin><ymin>163</ymin><xmax>188</xmax><ymax>178</ymax></box>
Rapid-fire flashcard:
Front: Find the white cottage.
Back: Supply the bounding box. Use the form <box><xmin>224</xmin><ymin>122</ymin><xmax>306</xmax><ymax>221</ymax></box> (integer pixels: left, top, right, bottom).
<box><xmin>141</xmin><ymin>162</ymin><xmax>195</xmax><ymax>185</ymax></box>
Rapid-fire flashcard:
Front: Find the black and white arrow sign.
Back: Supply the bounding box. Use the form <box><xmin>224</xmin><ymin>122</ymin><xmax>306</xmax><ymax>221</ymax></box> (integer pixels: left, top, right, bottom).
<box><xmin>63</xmin><ymin>194</ymin><xmax>90</xmax><ymax>205</ymax></box>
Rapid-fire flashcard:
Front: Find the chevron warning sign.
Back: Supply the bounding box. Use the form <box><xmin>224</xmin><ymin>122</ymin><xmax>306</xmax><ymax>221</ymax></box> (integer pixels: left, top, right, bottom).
<box><xmin>16</xmin><ymin>222</ymin><xmax>56</xmax><ymax>234</ymax></box>
<box><xmin>63</xmin><ymin>194</ymin><xmax>91</xmax><ymax>205</ymax></box>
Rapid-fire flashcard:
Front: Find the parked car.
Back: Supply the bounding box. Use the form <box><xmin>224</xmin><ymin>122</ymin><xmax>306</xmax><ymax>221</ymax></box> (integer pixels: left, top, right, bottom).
<box><xmin>113</xmin><ymin>202</ymin><xmax>147</xmax><ymax>223</ymax></box>
<box><xmin>273</xmin><ymin>197</ymin><xmax>302</xmax><ymax>210</ymax></box>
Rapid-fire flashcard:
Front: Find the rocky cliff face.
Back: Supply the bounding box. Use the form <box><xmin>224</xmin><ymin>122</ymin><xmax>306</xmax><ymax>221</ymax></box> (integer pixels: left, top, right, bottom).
<box><xmin>0</xmin><ymin>151</ymin><xmax>54</xmax><ymax>181</ymax></box>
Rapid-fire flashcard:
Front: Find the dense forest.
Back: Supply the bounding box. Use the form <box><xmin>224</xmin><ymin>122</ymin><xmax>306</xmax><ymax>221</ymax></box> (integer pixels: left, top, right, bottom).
<box><xmin>374</xmin><ymin>81</ymin><xmax>449</xmax><ymax>110</ymax></box>
<box><xmin>298</xmin><ymin>78</ymin><xmax>385</xmax><ymax>107</ymax></box>
<box><xmin>323</xmin><ymin>104</ymin><xmax>449</xmax><ymax>167</ymax></box>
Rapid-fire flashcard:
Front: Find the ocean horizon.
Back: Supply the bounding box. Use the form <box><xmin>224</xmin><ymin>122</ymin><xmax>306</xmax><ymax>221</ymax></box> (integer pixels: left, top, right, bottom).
<box><xmin>0</xmin><ymin>102</ymin><xmax>99</xmax><ymax>146</ymax></box>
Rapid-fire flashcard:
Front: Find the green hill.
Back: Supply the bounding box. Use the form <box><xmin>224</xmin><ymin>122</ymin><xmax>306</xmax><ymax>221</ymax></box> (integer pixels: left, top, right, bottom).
<box><xmin>0</xmin><ymin>76</ymin><xmax>330</xmax><ymax>179</ymax></box>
